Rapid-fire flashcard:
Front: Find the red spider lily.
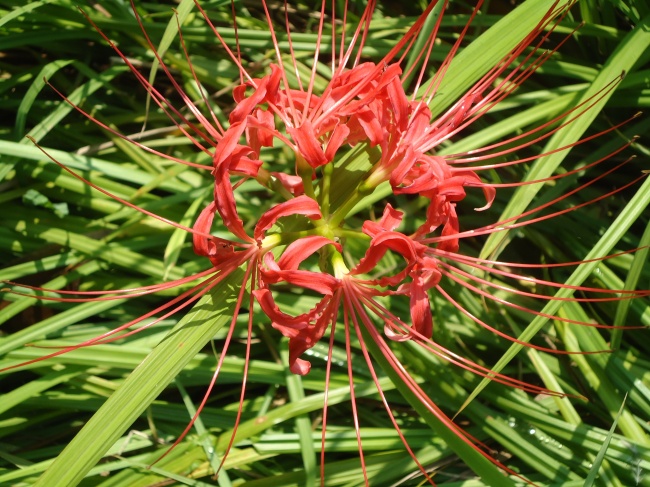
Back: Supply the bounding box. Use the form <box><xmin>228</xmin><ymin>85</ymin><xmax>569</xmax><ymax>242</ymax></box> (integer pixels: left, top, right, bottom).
<box><xmin>2</xmin><ymin>0</ymin><xmax>648</xmax><ymax>485</ymax></box>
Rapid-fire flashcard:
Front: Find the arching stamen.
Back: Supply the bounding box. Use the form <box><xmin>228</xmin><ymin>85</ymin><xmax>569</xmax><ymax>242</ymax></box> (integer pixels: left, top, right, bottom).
<box><xmin>435</xmin><ymin>283</ymin><xmax>610</xmax><ymax>354</ymax></box>
<box><xmin>345</xmin><ymin>281</ymin><xmax>438</xmax><ymax>485</ymax></box>
<box><xmin>27</xmin><ymin>136</ymin><xmax>247</xmax><ymax>248</ymax></box>
<box><xmin>152</xmin><ymin>258</ymin><xmax>256</xmax><ymax>466</ymax></box>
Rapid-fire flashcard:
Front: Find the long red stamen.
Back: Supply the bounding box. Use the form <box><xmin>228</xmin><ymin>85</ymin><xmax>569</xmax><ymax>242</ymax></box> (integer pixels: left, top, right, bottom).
<box><xmin>153</xmin><ymin>257</ymin><xmax>256</xmax><ymax>466</ymax></box>
<box><xmin>355</xmin><ymin>284</ymin><xmax>567</xmax><ymax>396</ymax></box>
<box><xmin>344</xmin><ymin>280</ymin><xmax>436</xmax><ymax>485</ymax></box>
<box><xmin>423</xmin><ymin>160</ymin><xmax>645</xmax><ymax>245</ymax></box>
<box><xmin>342</xmin><ymin>289</ymin><xmax>369</xmax><ymax>485</ymax></box>
<box><xmin>27</xmin><ymin>136</ymin><xmax>246</xmax><ymax>248</ymax></box>
<box><xmin>434</xmin><ymin>283</ymin><xmax>610</xmax><ymax>354</ymax></box>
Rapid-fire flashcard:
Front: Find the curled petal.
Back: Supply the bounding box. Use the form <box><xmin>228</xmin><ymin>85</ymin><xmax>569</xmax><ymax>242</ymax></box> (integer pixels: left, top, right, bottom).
<box><xmin>324</xmin><ymin>123</ymin><xmax>351</xmax><ymax>162</ymax></box>
<box><xmin>288</xmin><ymin>119</ymin><xmax>328</xmax><ymax>168</ymax></box>
<box><xmin>247</xmin><ymin>109</ymin><xmax>276</xmax><ymax>154</ymax></box>
<box><xmin>271</xmin><ymin>172</ymin><xmax>304</xmax><ymax>195</ymax></box>
<box><xmin>378</xmin><ymin>204</ymin><xmax>404</xmax><ymax>232</ymax></box>
<box><xmin>277</xmin><ymin>235</ymin><xmax>342</xmax><ymax>270</ymax></box>
<box><xmin>262</xmin><ymin>262</ymin><xmax>341</xmax><ymax>295</ymax></box>
<box><xmin>394</xmin><ymin>155</ymin><xmax>449</xmax><ymax>196</ymax></box>
<box><xmin>407</xmin><ymin>102</ymin><xmax>433</xmax><ymax>141</ymax></box>
<box><xmin>253</xmin><ymin>288</ymin><xmax>336</xmax><ymax>376</ymax></box>
<box><xmin>228</xmin><ymin>152</ymin><xmax>263</xmax><ymax>177</ymax></box>
<box><xmin>409</xmin><ymin>271</ymin><xmax>434</xmax><ymax>339</ymax></box>
<box><xmin>384</xmin><ymin>319</ymin><xmax>412</xmax><ymax>342</ymax></box>
<box><xmin>289</xmin><ymin>356</ymin><xmax>311</xmax><ymax>375</ymax></box>
<box><xmin>451</xmin><ymin>171</ymin><xmax>496</xmax><ymax>211</ymax></box>
<box><xmin>321</xmin><ymin>63</ymin><xmax>376</xmax><ymax>114</ymax></box>
<box><xmin>192</xmin><ymin>202</ymin><xmax>219</xmax><ymax>261</ymax></box>
<box><xmin>438</xmin><ymin>176</ymin><xmax>471</xmax><ymax>201</ymax></box>
<box><xmin>213</xmin><ymin>121</ymin><xmax>247</xmax><ymax>167</ymax></box>
<box><xmin>213</xmin><ymin>162</ymin><xmax>252</xmax><ymax>243</ymax></box>
<box><xmin>386</xmin><ymin>75</ymin><xmax>409</xmax><ymax>131</ymax></box>
<box><xmin>352</xmin><ymin>231</ymin><xmax>417</xmax><ymax>286</ymax></box>
<box><xmin>253</xmin><ymin>288</ymin><xmax>309</xmax><ymax>330</ymax></box>
<box><xmin>362</xmin><ymin>203</ymin><xmax>403</xmax><ymax>237</ymax></box>
<box><xmin>254</xmin><ymin>195</ymin><xmax>322</xmax><ymax>242</ymax></box>
<box><xmin>476</xmin><ymin>185</ymin><xmax>497</xmax><ymax>211</ymax></box>
<box><xmin>347</xmin><ymin>106</ymin><xmax>384</xmax><ymax>147</ymax></box>
<box><xmin>286</xmin><ymin>307</ymin><xmax>334</xmax><ymax>375</ymax></box>
<box><xmin>438</xmin><ymin>204</ymin><xmax>460</xmax><ymax>253</ymax></box>
<box><xmin>389</xmin><ymin>145</ymin><xmax>421</xmax><ymax>188</ymax></box>
<box><xmin>210</xmin><ymin>126</ymin><xmax>258</xmax><ymax>242</ymax></box>
<box><xmin>230</xmin><ymin>64</ymin><xmax>282</xmax><ymax>124</ymax></box>
<box><xmin>413</xmin><ymin>196</ymin><xmax>449</xmax><ymax>238</ymax></box>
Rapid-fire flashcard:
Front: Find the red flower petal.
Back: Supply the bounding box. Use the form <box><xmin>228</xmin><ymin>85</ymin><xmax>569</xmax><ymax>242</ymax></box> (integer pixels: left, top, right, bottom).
<box><xmin>349</xmin><ymin>106</ymin><xmax>383</xmax><ymax>147</ymax></box>
<box><xmin>352</xmin><ymin>231</ymin><xmax>417</xmax><ymax>284</ymax></box>
<box><xmin>192</xmin><ymin>201</ymin><xmax>218</xmax><ymax>260</ymax></box>
<box><xmin>277</xmin><ymin>235</ymin><xmax>342</xmax><ymax>270</ymax></box>
<box><xmin>246</xmin><ymin>108</ymin><xmax>276</xmax><ymax>155</ymax></box>
<box><xmin>230</xmin><ymin>64</ymin><xmax>282</xmax><ymax>124</ymax></box>
<box><xmin>408</xmin><ymin>270</ymin><xmax>434</xmax><ymax>339</ymax></box>
<box><xmin>270</xmin><ymin>172</ymin><xmax>304</xmax><ymax>195</ymax></box>
<box><xmin>288</xmin><ymin>119</ymin><xmax>328</xmax><ymax>168</ymax></box>
<box><xmin>254</xmin><ymin>195</ymin><xmax>322</xmax><ymax>242</ymax></box>
<box><xmin>324</xmin><ymin>122</ymin><xmax>351</xmax><ymax>162</ymax></box>
<box><xmin>253</xmin><ymin>288</ymin><xmax>309</xmax><ymax>330</ymax></box>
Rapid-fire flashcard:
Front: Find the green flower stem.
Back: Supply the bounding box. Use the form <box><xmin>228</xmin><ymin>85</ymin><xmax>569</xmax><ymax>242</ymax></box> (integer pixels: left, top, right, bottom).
<box><xmin>330</xmin><ymin>249</ymin><xmax>350</xmax><ymax>278</ymax></box>
<box><xmin>296</xmin><ymin>154</ymin><xmax>317</xmax><ymax>200</ymax></box>
<box><xmin>320</xmin><ymin>161</ymin><xmax>333</xmax><ymax>219</ymax></box>
<box><xmin>258</xmin><ymin>168</ymin><xmax>294</xmax><ymax>201</ymax></box>
<box><xmin>260</xmin><ymin>228</ymin><xmax>320</xmax><ymax>250</ymax></box>
<box><xmin>337</xmin><ymin>228</ymin><xmax>370</xmax><ymax>241</ymax></box>
<box><xmin>328</xmin><ymin>179</ymin><xmax>377</xmax><ymax>228</ymax></box>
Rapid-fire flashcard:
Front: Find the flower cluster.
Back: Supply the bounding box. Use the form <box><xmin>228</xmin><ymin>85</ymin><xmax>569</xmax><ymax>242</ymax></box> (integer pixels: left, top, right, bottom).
<box><xmin>193</xmin><ymin>52</ymin><xmax>497</xmax><ymax>375</ymax></box>
<box><xmin>3</xmin><ymin>0</ymin><xmax>648</xmax><ymax>485</ymax></box>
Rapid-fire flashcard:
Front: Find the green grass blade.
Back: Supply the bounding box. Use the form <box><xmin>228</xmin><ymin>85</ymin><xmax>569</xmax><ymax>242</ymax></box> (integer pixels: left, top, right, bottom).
<box><xmin>144</xmin><ymin>0</ymin><xmax>196</xmax><ymax>123</ymax></box>
<box><xmin>175</xmin><ymin>379</ymin><xmax>232</xmax><ymax>487</ymax></box>
<box><xmin>611</xmin><ymin>220</ymin><xmax>650</xmax><ymax>349</ymax></box>
<box><xmin>479</xmin><ymin>12</ymin><xmax>650</xmax><ymax>261</ymax></box>
<box><xmin>583</xmin><ymin>395</ymin><xmax>627</xmax><ymax>487</ymax></box>
<box><xmin>282</xmin><ymin>346</ymin><xmax>317</xmax><ymax>487</ymax></box>
<box><xmin>32</xmin><ymin>268</ymin><xmax>244</xmax><ymax>487</ymax></box>
<box><xmin>426</xmin><ymin>0</ymin><xmax>558</xmax><ymax>117</ymax></box>
<box><xmin>461</xmin><ymin>174</ymin><xmax>650</xmax><ymax>414</ymax></box>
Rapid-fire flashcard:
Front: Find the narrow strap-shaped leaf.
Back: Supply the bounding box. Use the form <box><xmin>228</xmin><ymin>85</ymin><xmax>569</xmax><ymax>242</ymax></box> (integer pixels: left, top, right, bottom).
<box><xmin>461</xmin><ymin>174</ymin><xmax>650</xmax><ymax>414</ymax></box>
<box><xmin>426</xmin><ymin>0</ymin><xmax>558</xmax><ymax>117</ymax></box>
<box><xmin>143</xmin><ymin>0</ymin><xmax>197</xmax><ymax>134</ymax></box>
<box><xmin>479</xmin><ymin>13</ymin><xmax>650</xmax><ymax>261</ymax></box>
<box><xmin>33</xmin><ymin>268</ymin><xmax>245</xmax><ymax>487</ymax></box>
<box><xmin>583</xmin><ymin>395</ymin><xmax>627</xmax><ymax>487</ymax></box>
<box><xmin>357</xmin><ymin>324</ymin><xmax>518</xmax><ymax>487</ymax></box>
<box><xmin>611</xmin><ymin>220</ymin><xmax>650</xmax><ymax>349</ymax></box>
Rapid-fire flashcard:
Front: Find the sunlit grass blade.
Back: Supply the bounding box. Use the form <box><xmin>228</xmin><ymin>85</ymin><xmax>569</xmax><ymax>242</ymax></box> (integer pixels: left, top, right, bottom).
<box><xmin>463</xmin><ymin>175</ymin><xmax>650</xmax><ymax>413</ymax></box>
<box><xmin>31</xmin><ymin>268</ymin><xmax>244</xmax><ymax>486</ymax></box>
<box><xmin>583</xmin><ymin>395</ymin><xmax>627</xmax><ymax>487</ymax></box>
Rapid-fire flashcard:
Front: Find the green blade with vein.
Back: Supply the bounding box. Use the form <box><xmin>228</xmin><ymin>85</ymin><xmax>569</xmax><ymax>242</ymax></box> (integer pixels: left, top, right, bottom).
<box><xmin>461</xmin><ymin>175</ymin><xmax>650</xmax><ymax>414</ymax></box>
<box><xmin>459</xmin><ymin>12</ymin><xmax>650</xmax><ymax>412</ymax></box>
<box><xmin>32</xmin><ymin>268</ymin><xmax>244</xmax><ymax>487</ymax></box>
<box><xmin>426</xmin><ymin>0</ymin><xmax>558</xmax><ymax>118</ymax></box>
<box><xmin>479</xmin><ymin>13</ymin><xmax>650</xmax><ymax>261</ymax></box>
